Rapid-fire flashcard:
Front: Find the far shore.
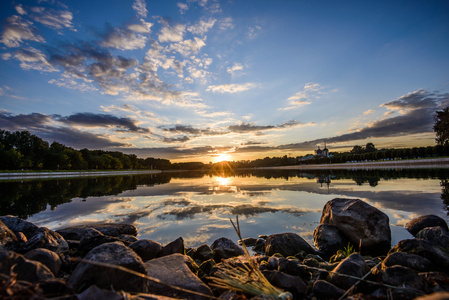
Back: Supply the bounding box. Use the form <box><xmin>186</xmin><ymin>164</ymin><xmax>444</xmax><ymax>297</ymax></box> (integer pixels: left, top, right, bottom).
<box><xmin>257</xmin><ymin>157</ymin><xmax>449</xmax><ymax>170</ymax></box>
<box><xmin>0</xmin><ymin>169</ymin><xmax>161</xmax><ymax>180</ymax></box>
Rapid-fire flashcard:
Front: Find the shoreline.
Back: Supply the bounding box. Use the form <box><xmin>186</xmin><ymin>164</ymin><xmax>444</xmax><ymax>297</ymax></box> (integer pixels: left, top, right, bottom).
<box><xmin>0</xmin><ymin>169</ymin><xmax>161</xmax><ymax>180</ymax></box>
<box><xmin>256</xmin><ymin>157</ymin><xmax>449</xmax><ymax>170</ymax></box>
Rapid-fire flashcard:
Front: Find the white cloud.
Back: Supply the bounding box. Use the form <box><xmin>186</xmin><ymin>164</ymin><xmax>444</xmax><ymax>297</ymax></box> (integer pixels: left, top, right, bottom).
<box><xmin>101</xmin><ymin>28</ymin><xmax>148</xmax><ymax>50</ymax></box>
<box><xmin>15</xmin><ymin>4</ymin><xmax>27</xmax><ymax>15</ymax></box>
<box><xmin>207</xmin><ymin>83</ymin><xmax>257</xmax><ymax>93</ymax></box>
<box><xmin>132</xmin><ymin>0</ymin><xmax>148</xmax><ymax>18</ymax></box>
<box><xmin>187</xmin><ymin>18</ymin><xmax>216</xmax><ymax>36</ymax></box>
<box><xmin>128</xmin><ymin>20</ymin><xmax>153</xmax><ymax>33</ymax></box>
<box><xmin>6</xmin><ymin>47</ymin><xmax>57</xmax><ymax>72</ymax></box>
<box><xmin>227</xmin><ymin>63</ymin><xmax>243</xmax><ymax>76</ymax></box>
<box><xmin>363</xmin><ymin>109</ymin><xmax>375</xmax><ymax>115</ymax></box>
<box><xmin>177</xmin><ymin>2</ymin><xmax>189</xmax><ymax>14</ymax></box>
<box><xmin>30</xmin><ymin>7</ymin><xmax>75</xmax><ymax>31</ymax></box>
<box><xmin>170</xmin><ymin>37</ymin><xmax>206</xmax><ymax>56</ymax></box>
<box><xmin>1</xmin><ymin>15</ymin><xmax>45</xmax><ymax>47</ymax></box>
<box><xmin>248</xmin><ymin>25</ymin><xmax>262</xmax><ymax>39</ymax></box>
<box><xmin>280</xmin><ymin>82</ymin><xmax>329</xmax><ymax>110</ymax></box>
<box><xmin>49</xmin><ymin>72</ymin><xmax>97</xmax><ymax>92</ymax></box>
<box><xmin>158</xmin><ymin>23</ymin><xmax>186</xmax><ymax>43</ymax></box>
<box><xmin>219</xmin><ymin>17</ymin><xmax>234</xmax><ymax>30</ymax></box>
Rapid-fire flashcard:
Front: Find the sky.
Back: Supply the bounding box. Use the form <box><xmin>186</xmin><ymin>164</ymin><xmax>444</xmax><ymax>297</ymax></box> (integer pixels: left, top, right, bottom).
<box><xmin>0</xmin><ymin>0</ymin><xmax>449</xmax><ymax>163</ymax></box>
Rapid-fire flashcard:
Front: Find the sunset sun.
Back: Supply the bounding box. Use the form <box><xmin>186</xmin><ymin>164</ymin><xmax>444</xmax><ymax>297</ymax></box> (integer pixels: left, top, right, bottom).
<box><xmin>215</xmin><ymin>153</ymin><xmax>232</xmax><ymax>163</ymax></box>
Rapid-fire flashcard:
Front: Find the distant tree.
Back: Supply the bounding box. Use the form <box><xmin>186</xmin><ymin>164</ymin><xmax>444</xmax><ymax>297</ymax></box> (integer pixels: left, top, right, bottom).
<box><xmin>350</xmin><ymin>145</ymin><xmax>363</xmax><ymax>154</ymax></box>
<box><xmin>434</xmin><ymin>106</ymin><xmax>449</xmax><ymax>145</ymax></box>
<box><xmin>365</xmin><ymin>142</ymin><xmax>377</xmax><ymax>152</ymax></box>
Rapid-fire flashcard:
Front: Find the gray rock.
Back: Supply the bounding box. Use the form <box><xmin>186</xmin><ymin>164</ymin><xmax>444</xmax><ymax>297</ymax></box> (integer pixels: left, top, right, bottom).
<box><xmin>265</xmin><ymin>232</ymin><xmax>315</xmax><ymax>257</ymax></box>
<box><xmin>313</xmin><ymin>223</ymin><xmax>349</xmax><ymax>260</ymax></box>
<box><xmin>78</xmin><ymin>234</ymin><xmax>126</xmax><ymax>256</ymax></box>
<box><xmin>161</xmin><ymin>236</ymin><xmax>185</xmax><ymax>256</ymax></box>
<box><xmin>24</xmin><ymin>248</ymin><xmax>62</xmax><ymax>276</ymax></box>
<box><xmin>20</xmin><ymin>227</ymin><xmax>68</xmax><ymax>254</ymax></box>
<box><xmin>262</xmin><ymin>269</ymin><xmax>306</xmax><ymax>299</ymax></box>
<box><xmin>130</xmin><ymin>239</ymin><xmax>163</xmax><ymax>261</ymax></box>
<box><xmin>69</xmin><ymin>241</ymin><xmax>149</xmax><ymax>293</ymax></box>
<box><xmin>382</xmin><ymin>265</ymin><xmax>423</xmax><ymax>290</ymax></box>
<box><xmin>330</xmin><ymin>253</ymin><xmax>367</xmax><ymax>290</ymax></box>
<box><xmin>312</xmin><ymin>280</ymin><xmax>345</xmax><ymax>299</ymax></box>
<box><xmin>193</xmin><ymin>243</ymin><xmax>214</xmax><ymax>262</ymax></box>
<box><xmin>0</xmin><ymin>250</ymin><xmax>54</xmax><ymax>282</ymax></box>
<box><xmin>145</xmin><ymin>253</ymin><xmax>213</xmax><ymax>299</ymax></box>
<box><xmin>118</xmin><ymin>234</ymin><xmax>139</xmax><ymax>243</ymax></box>
<box><xmin>211</xmin><ymin>237</ymin><xmax>244</xmax><ymax>261</ymax></box>
<box><xmin>56</xmin><ymin>226</ymin><xmax>102</xmax><ymax>241</ymax></box>
<box><xmin>238</xmin><ymin>237</ymin><xmax>259</xmax><ymax>247</ymax></box>
<box><xmin>0</xmin><ymin>216</ymin><xmax>39</xmax><ymax>239</ymax></box>
<box><xmin>57</xmin><ymin>223</ymin><xmax>138</xmax><ymax>239</ymax></box>
<box><xmin>417</xmin><ymin>226</ymin><xmax>449</xmax><ymax>249</ymax></box>
<box><xmin>0</xmin><ymin>219</ymin><xmax>18</xmax><ymax>249</ymax></box>
<box><xmin>320</xmin><ymin>198</ymin><xmax>391</xmax><ymax>256</ymax></box>
<box><xmin>76</xmin><ymin>285</ymin><xmax>127</xmax><ymax>300</ymax></box>
<box><xmin>382</xmin><ymin>251</ymin><xmax>432</xmax><ymax>272</ymax></box>
<box><xmin>390</xmin><ymin>239</ymin><xmax>449</xmax><ymax>271</ymax></box>
<box><xmin>405</xmin><ymin>215</ymin><xmax>449</xmax><ymax>237</ymax></box>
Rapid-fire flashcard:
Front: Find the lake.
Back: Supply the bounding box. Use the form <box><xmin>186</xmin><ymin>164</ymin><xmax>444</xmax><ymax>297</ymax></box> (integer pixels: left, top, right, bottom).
<box><xmin>1</xmin><ymin>168</ymin><xmax>448</xmax><ymax>249</ymax></box>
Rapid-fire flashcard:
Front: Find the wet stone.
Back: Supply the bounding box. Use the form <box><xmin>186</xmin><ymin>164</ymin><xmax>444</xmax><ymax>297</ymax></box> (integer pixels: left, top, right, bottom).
<box><xmin>406</xmin><ymin>215</ymin><xmax>449</xmax><ymax>237</ymax></box>
<box><xmin>211</xmin><ymin>237</ymin><xmax>244</xmax><ymax>261</ymax></box>
<box><xmin>265</xmin><ymin>233</ymin><xmax>315</xmax><ymax>257</ymax></box>
<box><xmin>130</xmin><ymin>239</ymin><xmax>163</xmax><ymax>261</ymax></box>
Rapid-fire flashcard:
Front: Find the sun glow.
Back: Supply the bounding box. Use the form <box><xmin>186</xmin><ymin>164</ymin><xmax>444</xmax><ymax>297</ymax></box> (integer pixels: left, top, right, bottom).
<box><xmin>215</xmin><ymin>153</ymin><xmax>232</xmax><ymax>163</ymax></box>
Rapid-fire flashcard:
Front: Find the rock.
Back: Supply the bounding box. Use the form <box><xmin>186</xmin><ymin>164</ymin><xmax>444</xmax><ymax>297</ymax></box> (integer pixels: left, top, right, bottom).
<box><xmin>211</xmin><ymin>237</ymin><xmax>244</xmax><ymax>261</ymax></box>
<box><xmin>330</xmin><ymin>253</ymin><xmax>367</xmax><ymax>290</ymax></box>
<box><xmin>160</xmin><ymin>237</ymin><xmax>185</xmax><ymax>256</ymax></box>
<box><xmin>78</xmin><ymin>234</ymin><xmax>126</xmax><ymax>256</ymax></box>
<box><xmin>19</xmin><ymin>227</ymin><xmax>69</xmax><ymax>254</ymax></box>
<box><xmin>0</xmin><ymin>219</ymin><xmax>18</xmax><ymax>249</ymax></box>
<box><xmin>145</xmin><ymin>253</ymin><xmax>213</xmax><ymax>299</ymax></box>
<box><xmin>420</xmin><ymin>272</ymin><xmax>449</xmax><ymax>295</ymax></box>
<box><xmin>278</xmin><ymin>257</ymin><xmax>310</xmax><ymax>279</ymax></box>
<box><xmin>0</xmin><ymin>216</ymin><xmax>39</xmax><ymax>238</ymax></box>
<box><xmin>76</xmin><ymin>285</ymin><xmax>127</xmax><ymax>300</ymax></box>
<box><xmin>253</xmin><ymin>238</ymin><xmax>266</xmax><ymax>253</ymax></box>
<box><xmin>193</xmin><ymin>243</ymin><xmax>214</xmax><ymax>262</ymax></box>
<box><xmin>390</xmin><ymin>239</ymin><xmax>449</xmax><ymax>271</ymax></box>
<box><xmin>118</xmin><ymin>234</ymin><xmax>139</xmax><ymax>244</ymax></box>
<box><xmin>382</xmin><ymin>251</ymin><xmax>432</xmax><ymax>272</ymax></box>
<box><xmin>262</xmin><ymin>269</ymin><xmax>306</xmax><ymax>299</ymax></box>
<box><xmin>69</xmin><ymin>241</ymin><xmax>149</xmax><ymax>293</ymax></box>
<box><xmin>320</xmin><ymin>198</ymin><xmax>391</xmax><ymax>256</ymax></box>
<box><xmin>238</xmin><ymin>237</ymin><xmax>259</xmax><ymax>247</ymax></box>
<box><xmin>57</xmin><ymin>223</ymin><xmax>138</xmax><ymax>239</ymax></box>
<box><xmin>24</xmin><ymin>248</ymin><xmax>62</xmax><ymax>276</ymax></box>
<box><xmin>130</xmin><ymin>239</ymin><xmax>163</xmax><ymax>261</ymax></box>
<box><xmin>415</xmin><ymin>292</ymin><xmax>449</xmax><ymax>300</ymax></box>
<box><xmin>37</xmin><ymin>278</ymin><xmax>74</xmax><ymax>298</ymax></box>
<box><xmin>382</xmin><ymin>265</ymin><xmax>423</xmax><ymax>290</ymax></box>
<box><xmin>0</xmin><ymin>250</ymin><xmax>54</xmax><ymax>282</ymax></box>
<box><xmin>313</xmin><ymin>224</ymin><xmax>349</xmax><ymax>260</ymax></box>
<box><xmin>405</xmin><ymin>215</ymin><xmax>449</xmax><ymax>237</ymax></box>
<box><xmin>417</xmin><ymin>226</ymin><xmax>449</xmax><ymax>249</ymax></box>
<box><xmin>312</xmin><ymin>280</ymin><xmax>345</xmax><ymax>299</ymax></box>
<box><xmin>265</xmin><ymin>233</ymin><xmax>315</xmax><ymax>257</ymax></box>
<box><xmin>57</xmin><ymin>227</ymin><xmax>103</xmax><ymax>241</ymax></box>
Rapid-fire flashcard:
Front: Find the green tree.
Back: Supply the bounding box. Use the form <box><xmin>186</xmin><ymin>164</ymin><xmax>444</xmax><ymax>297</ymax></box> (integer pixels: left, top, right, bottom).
<box><xmin>434</xmin><ymin>106</ymin><xmax>449</xmax><ymax>145</ymax></box>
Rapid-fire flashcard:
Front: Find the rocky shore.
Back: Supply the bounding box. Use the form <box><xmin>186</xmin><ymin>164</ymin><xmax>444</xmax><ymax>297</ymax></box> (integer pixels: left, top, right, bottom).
<box><xmin>1</xmin><ymin>198</ymin><xmax>449</xmax><ymax>299</ymax></box>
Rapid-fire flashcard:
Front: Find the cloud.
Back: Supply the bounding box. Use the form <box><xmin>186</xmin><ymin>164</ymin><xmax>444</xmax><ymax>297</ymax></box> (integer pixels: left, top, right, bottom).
<box><xmin>127</xmin><ymin>20</ymin><xmax>153</xmax><ymax>33</ymax></box>
<box><xmin>187</xmin><ymin>18</ymin><xmax>216</xmax><ymax>36</ymax></box>
<box><xmin>132</xmin><ymin>0</ymin><xmax>148</xmax><ymax>18</ymax></box>
<box><xmin>1</xmin><ymin>15</ymin><xmax>45</xmax><ymax>47</ymax></box>
<box><xmin>170</xmin><ymin>37</ymin><xmax>206</xmax><ymax>56</ymax></box>
<box><xmin>227</xmin><ymin>63</ymin><xmax>243</xmax><ymax>76</ymax></box>
<box><xmin>280</xmin><ymin>82</ymin><xmax>328</xmax><ymax>111</ymax></box>
<box><xmin>363</xmin><ymin>109</ymin><xmax>375</xmax><ymax>115</ymax></box>
<box><xmin>57</xmin><ymin>112</ymin><xmax>150</xmax><ymax>133</ymax></box>
<box><xmin>158</xmin><ymin>23</ymin><xmax>186</xmax><ymax>43</ymax></box>
<box><xmin>15</xmin><ymin>4</ymin><xmax>27</xmax><ymax>15</ymax></box>
<box><xmin>161</xmin><ymin>124</ymin><xmax>223</xmax><ymax>136</ymax></box>
<box><xmin>227</xmin><ymin>120</ymin><xmax>302</xmax><ymax>133</ymax></box>
<box><xmin>101</xmin><ymin>25</ymin><xmax>148</xmax><ymax>50</ymax></box>
<box><xmin>4</xmin><ymin>47</ymin><xmax>58</xmax><ymax>72</ymax></box>
<box><xmin>218</xmin><ymin>17</ymin><xmax>234</xmax><ymax>30</ymax></box>
<box><xmin>29</xmin><ymin>7</ymin><xmax>75</xmax><ymax>32</ymax></box>
<box><xmin>0</xmin><ymin>112</ymin><xmax>51</xmax><ymax>129</ymax></box>
<box><xmin>163</xmin><ymin>136</ymin><xmax>191</xmax><ymax>143</ymax></box>
<box><xmin>206</xmin><ymin>83</ymin><xmax>257</xmax><ymax>93</ymax></box>
<box><xmin>248</xmin><ymin>25</ymin><xmax>262</xmax><ymax>39</ymax></box>
<box><xmin>178</xmin><ymin>3</ymin><xmax>189</xmax><ymax>14</ymax></box>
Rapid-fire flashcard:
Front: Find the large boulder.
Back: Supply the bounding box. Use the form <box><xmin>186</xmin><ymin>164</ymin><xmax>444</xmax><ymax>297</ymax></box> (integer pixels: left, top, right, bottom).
<box><xmin>320</xmin><ymin>198</ymin><xmax>391</xmax><ymax>256</ymax></box>
<box><xmin>405</xmin><ymin>215</ymin><xmax>448</xmax><ymax>237</ymax></box>
<box><xmin>0</xmin><ymin>250</ymin><xmax>54</xmax><ymax>282</ymax></box>
<box><xmin>0</xmin><ymin>216</ymin><xmax>39</xmax><ymax>239</ymax></box>
<box><xmin>211</xmin><ymin>237</ymin><xmax>244</xmax><ymax>261</ymax></box>
<box><xmin>145</xmin><ymin>253</ymin><xmax>213</xmax><ymax>299</ymax></box>
<box><xmin>19</xmin><ymin>227</ymin><xmax>68</xmax><ymax>254</ymax></box>
<box><xmin>69</xmin><ymin>241</ymin><xmax>149</xmax><ymax>293</ymax></box>
<box><xmin>265</xmin><ymin>233</ymin><xmax>315</xmax><ymax>257</ymax></box>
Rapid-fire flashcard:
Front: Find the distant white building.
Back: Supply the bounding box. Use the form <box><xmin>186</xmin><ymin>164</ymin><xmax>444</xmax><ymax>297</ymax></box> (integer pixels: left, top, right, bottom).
<box><xmin>315</xmin><ymin>143</ymin><xmax>329</xmax><ymax>157</ymax></box>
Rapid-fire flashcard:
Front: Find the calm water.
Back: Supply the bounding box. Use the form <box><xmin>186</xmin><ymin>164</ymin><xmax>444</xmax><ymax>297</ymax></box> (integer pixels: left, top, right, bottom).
<box><xmin>1</xmin><ymin>169</ymin><xmax>448</xmax><ymax>249</ymax></box>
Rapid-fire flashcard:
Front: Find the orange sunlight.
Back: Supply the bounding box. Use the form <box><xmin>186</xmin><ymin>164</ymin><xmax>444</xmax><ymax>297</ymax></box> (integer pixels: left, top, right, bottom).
<box><xmin>215</xmin><ymin>153</ymin><xmax>232</xmax><ymax>163</ymax></box>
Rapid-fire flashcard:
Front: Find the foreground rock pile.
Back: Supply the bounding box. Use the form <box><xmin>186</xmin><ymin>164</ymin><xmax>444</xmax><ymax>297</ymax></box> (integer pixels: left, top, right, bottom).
<box><xmin>1</xmin><ymin>198</ymin><xmax>449</xmax><ymax>299</ymax></box>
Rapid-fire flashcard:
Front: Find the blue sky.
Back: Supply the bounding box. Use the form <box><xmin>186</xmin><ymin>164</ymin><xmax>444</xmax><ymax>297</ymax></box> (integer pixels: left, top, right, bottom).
<box><xmin>1</xmin><ymin>0</ymin><xmax>448</xmax><ymax>162</ymax></box>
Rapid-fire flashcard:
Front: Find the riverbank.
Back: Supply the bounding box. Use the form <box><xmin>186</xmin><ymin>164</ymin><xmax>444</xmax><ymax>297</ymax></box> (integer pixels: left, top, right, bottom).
<box><xmin>0</xmin><ymin>170</ymin><xmax>161</xmax><ymax>180</ymax></box>
<box><xmin>257</xmin><ymin>157</ymin><xmax>449</xmax><ymax>170</ymax></box>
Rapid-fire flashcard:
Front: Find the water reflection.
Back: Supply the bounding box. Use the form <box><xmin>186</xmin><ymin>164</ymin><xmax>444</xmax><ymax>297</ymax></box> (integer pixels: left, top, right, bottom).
<box><xmin>1</xmin><ymin>169</ymin><xmax>448</xmax><ymax>248</ymax></box>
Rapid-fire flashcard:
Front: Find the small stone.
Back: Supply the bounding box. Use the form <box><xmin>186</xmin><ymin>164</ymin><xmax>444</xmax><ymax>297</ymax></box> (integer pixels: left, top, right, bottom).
<box><xmin>405</xmin><ymin>215</ymin><xmax>448</xmax><ymax>237</ymax></box>
<box><xmin>313</xmin><ymin>223</ymin><xmax>349</xmax><ymax>260</ymax></box>
<box><xmin>0</xmin><ymin>216</ymin><xmax>39</xmax><ymax>239</ymax></box>
<box><xmin>24</xmin><ymin>248</ymin><xmax>62</xmax><ymax>276</ymax></box>
<box><xmin>19</xmin><ymin>227</ymin><xmax>68</xmax><ymax>254</ymax></box>
<box><xmin>330</xmin><ymin>253</ymin><xmax>367</xmax><ymax>290</ymax></box>
<box><xmin>312</xmin><ymin>280</ymin><xmax>345</xmax><ymax>299</ymax></box>
<box><xmin>130</xmin><ymin>239</ymin><xmax>163</xmax><ymax>261</ymax></box>
<box><xmin>78</xmin><ymin>234</ymin><xmax>126</xmax><ymax>256</ymax></box>
<box><xmin>265</xmin><ymin>233</ymin><xmax>315</xmax><ymax>257</ymax></box>
<box><xmin>117</xmin><ymin>234</ymin><xmax>139</xmax><ymax>243</ymax></box>
<box><xmin>161</xmin><ymin>237</ymin><xmax>185</xmax><ymax>256</ymax></box>
<box><xmin>238</xmin><ymin>237</ymin><xmax>259</xmax><ymax>247</ymax></box>
<box><xmin>262</xmin><ymin>269</ymin><xmax>306</xmax><ymax>299</ymax></box>
<box><xmin>417</xmin><ymin>226</ymin><xmax>449</xmax><ymax>249</ymax></box>
<box><xmin>382</xmin><ymin>251</ymin><xmax>432</xmax><ymax>272</ymax></box>
<box><xmin>0</xmin><ymin>250</ymin><xmax>54</xmax><ymax>282</ymax></box>
<box><xmin>194</xmin><ymin>243</ymin><xmax>214</xmax><ymax>262</ymax></box>
<box><xmin>382</xmin><ymin>265</ymin><xmax>423</xmax><ymax>290</ymax></box>
<box><xmin>0</xmin><ymin>219</ymin><xmax>18</xmax><ymax>249</ymax></box>
<box><xmin>211</xmin><ymin>237</ymin><xmax>244</xmax><ymax>261</ymax></box>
